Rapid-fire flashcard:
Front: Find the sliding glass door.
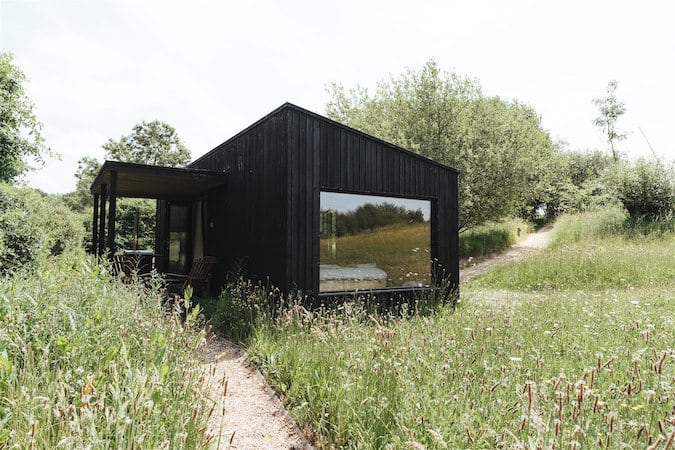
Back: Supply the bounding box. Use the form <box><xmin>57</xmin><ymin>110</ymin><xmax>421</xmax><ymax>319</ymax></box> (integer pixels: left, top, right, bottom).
<box><xmin>167</xmin><ymin>203</ymin><xmax>191</xmax><ymax>274</ymax></box>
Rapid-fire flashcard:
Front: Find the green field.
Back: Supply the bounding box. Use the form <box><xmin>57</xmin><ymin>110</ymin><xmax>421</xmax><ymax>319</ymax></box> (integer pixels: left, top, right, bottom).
<box><xmin>214</xmin><ymin>209</ymin><xmax>675</xmax><ymax>448</ymax></box>
<box><xmin>320</xmin><ymin>223</ymin><xmax>432</xmax><ymax>287</ymax></box>
<box><xmin>319</xmin><ymin>219</ymin><xmax>529</xmax><ymax>288</ymax></box>
<box><xmin>472</xmin><ymin>208</ymin><xmax>675</xmax><ymax>290</ymax></box>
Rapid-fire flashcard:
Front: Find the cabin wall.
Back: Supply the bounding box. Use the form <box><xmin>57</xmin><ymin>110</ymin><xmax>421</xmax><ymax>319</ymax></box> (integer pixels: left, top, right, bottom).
<box><xmin>286</xmin><ymin>108</ymin><xmax>460</xmax><ymax>295</ymax></box>
<box><xmin>189</xmin><ymin>111</ymin><xmax>288</xmax><ymax>292</ymax></box>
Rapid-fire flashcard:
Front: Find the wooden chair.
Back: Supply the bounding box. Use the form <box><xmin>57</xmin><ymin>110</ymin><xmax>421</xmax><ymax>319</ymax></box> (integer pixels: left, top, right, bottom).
<box><xmin>111</xmin><ymin>255</ymin><xmax>135</xmax><ymax>284</ymax></box>
<box><xmin>164</xmin><ymin>256</ymin><xmax>217</xmax><ymax>297</ymax></box>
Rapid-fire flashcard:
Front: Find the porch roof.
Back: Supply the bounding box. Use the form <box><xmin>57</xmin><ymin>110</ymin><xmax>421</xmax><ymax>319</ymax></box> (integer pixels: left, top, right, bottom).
<box><xmin>90</xmin><ymin>160</ymin><xmax>228</xmax><ymax>200</ymax></box>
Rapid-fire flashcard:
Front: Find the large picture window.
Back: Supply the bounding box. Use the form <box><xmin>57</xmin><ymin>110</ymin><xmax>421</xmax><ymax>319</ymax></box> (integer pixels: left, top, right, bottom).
<box><xmin>320</xmin><ymin>192</ymin><xmax>432</xmax><ymax>292</ymax></box>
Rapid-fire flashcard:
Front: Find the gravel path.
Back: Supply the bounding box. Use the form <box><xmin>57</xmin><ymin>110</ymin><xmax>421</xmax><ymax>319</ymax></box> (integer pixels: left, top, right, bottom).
<box><xmin>201</xmin><ymin>336</ymin><xmax>311</xmax><ymax>450</ymax></box>
<box><xmin>460</xmin><ymin>224</ymin><xmax>554</xmax><ymax>283</ymax></box>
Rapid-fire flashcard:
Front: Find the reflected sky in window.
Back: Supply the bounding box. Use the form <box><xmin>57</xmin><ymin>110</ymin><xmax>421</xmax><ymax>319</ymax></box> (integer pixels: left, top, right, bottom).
<box><xmin>321</xmin><ymin>192</ymin><xmax>430</xmax><ymax>220</ymax></box>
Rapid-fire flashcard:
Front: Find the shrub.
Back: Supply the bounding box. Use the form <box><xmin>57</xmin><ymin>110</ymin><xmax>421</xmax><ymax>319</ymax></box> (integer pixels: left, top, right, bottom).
<box><xmin>0</xmin><ymin>183</ymin><xmax>84</xmax><ymax>274</ymax></box>
<box><xmin>613</xmin><ymin>159</ymin><xmax>675</xmax><ymax>219</ymax></box>
<box><xmin>459</xmin><ymin>220</ymin><xmax>527</xmax><ymax>258</ymax></box>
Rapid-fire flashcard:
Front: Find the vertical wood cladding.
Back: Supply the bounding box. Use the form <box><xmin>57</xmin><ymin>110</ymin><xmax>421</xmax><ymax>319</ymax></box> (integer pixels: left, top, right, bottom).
<box><xmin>189</xmin><ymin>110</ymin><xmax>288</xmax><ymax>292</ymax></box>
<box><xmin>285</xmin><ymin>106</ymin><xmax>459</xmax><ymax>294</ymax></box>
<box><xmin>189</xmin><ymin>104</ymin><xmax>459</xmax><ymax>295</ymax></box>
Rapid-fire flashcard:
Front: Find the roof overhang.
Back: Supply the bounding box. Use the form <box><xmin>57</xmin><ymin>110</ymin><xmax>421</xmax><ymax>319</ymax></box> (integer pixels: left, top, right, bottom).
<box><xmin>90</xmin><ymin>160</ymin><xmax>228</xmax><ymax>200</ymax></box>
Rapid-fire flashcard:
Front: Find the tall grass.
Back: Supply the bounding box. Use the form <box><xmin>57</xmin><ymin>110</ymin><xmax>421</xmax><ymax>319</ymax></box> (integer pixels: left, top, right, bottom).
<box><xmin>320</xmin><ymin>222</ymin><xmax>432</xmax><ymax>286</ymax></box>
<box><xmin>473</xmin><ymin>208</ymin><xmax>675</xmax><ymax>290</ymax></box>
<box><xmin>200</xmin><ymin>207</ymin><xmax>674</xmax><ymax>448</ymax></box>
<box><xmin>244</xmin><ymin>288</ymin><xmax>674</xmax><ymax>448</ymax></box>
<box><xmin>460</xmin><ymin>219</ymin><xmax>530</xmax><ymax>258</ymax></box>
<box><xmin>0</xmin><ymin>256</ymin><xmax>211</xmax><ymax>448</ymax></box>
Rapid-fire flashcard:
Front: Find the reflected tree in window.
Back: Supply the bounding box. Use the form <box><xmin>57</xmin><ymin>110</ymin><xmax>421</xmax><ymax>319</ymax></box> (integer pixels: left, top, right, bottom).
<box><xmin>320</xmin><ymin>192</ymin><xmax>431</xmax><ymax>292</ymax></box>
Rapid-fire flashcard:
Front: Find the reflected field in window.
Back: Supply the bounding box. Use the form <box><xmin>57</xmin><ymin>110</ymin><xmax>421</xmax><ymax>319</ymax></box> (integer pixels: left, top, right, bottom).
<box><xmin>320</xmin><ymin>192</ymin><xmax>431</xmax><ymax>292</ymax></box>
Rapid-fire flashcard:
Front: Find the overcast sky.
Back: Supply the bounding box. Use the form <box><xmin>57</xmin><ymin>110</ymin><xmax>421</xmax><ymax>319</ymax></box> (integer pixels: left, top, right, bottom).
<box><xmin>2</xmin><ymin>0</ymin><xmax>673</xmax><ymax>194</ymax></box>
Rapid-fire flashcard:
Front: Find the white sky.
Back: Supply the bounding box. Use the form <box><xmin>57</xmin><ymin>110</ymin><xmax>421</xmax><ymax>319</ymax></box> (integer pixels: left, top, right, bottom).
<box><xmin>1</xmin><ymin>0</ymin><xmax>673</xmax><ymax>194</ymax></box>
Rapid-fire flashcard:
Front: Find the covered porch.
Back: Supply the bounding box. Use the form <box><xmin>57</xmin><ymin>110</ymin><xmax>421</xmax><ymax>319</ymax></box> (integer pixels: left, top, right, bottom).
<box><xmin>89</xmin><ymin>160</ymin><xmax>227</xmax><ymax>276</ymax></box>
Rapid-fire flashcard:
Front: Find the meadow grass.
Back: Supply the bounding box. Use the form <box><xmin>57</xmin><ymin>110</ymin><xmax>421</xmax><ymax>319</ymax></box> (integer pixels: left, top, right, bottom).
<box><xmin>0</xmin><ymin>256</ymin><xmax>211</xmax><ymax>448</ymax></box>
<box><xmin>245</xmin><ymin>288</ymin><xmax>674</xmax><ymax>448</ymax></box>
<box><xmin>471</xmin><ymin>208</ymin><xmax>675</xmax><ymax>290</ymax></box>
<box><xmin>318</xmin><ymin>219</ymin><xmax>529</xmax><ymax>285</ymax></box>
<box><xmin>459</xmin><ymin>219</ymin><xmax>531</xmax><ymax>258</ymax></box>
<box><xmin>321</xmin><ymin>223</ymin><xmax>433</xmax><ymax>285</ymax></box>
<box><xmin>203</xmin><ymin>208</ymin><xmax>675</xmax><ymax>448</ymax></box>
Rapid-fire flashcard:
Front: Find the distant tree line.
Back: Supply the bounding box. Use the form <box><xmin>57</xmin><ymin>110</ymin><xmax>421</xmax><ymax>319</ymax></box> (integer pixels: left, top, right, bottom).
<box><xmin>320</xmin><ymin>202</ymin><xmax>425</xmax><ymax>238</ymax></box>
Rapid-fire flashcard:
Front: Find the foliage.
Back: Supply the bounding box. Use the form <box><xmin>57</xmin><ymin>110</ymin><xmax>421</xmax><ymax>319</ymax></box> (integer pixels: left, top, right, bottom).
<box><xmin>242</xmin><ymin>287</ymin><xmax>674</xmax><ymax>449</ymax></box>
<box><xmin>0</xmin><ymin>255</ymin><xmax>211</xmax><ymax>448</ymax></box>
<box><xmin>612</xmin><ymin>159</ymin><xmax>675</xmax><ymax>219</ymax></box>
<box><xmin>459</xmin><ymin>219</ymin><xmax>529</xmax><ymax>258</ymax></box>
<box><xmin>0</xmin><ymin>52</ymin><xmax>47</xmax><ymax>182</ymax></box>
<box><xmin>520</xmin><ymin>149</ymin><xmax>621</xmax><ymax>222</ymax></box>
<box><xmin>566</xmin><ymin>149</ymin><xmax>616</xmax><ymax>189</ymax></box>
<box><xmin>102</xmin><ymin>120</ymin><xmax>191</xmax><ymax>167</ymax></box>
<box><xmin>62</xmin><ymin>156</ymin><xmax>102</xmax><ymax>212</ymax></box>
<box><xmin>114</xmin><ymin>198</ymin><xmax>157</xmax><ymax>250</ymax></box>
<box><xmin>66</xmin><ymin>121</ymin><xmax>191</xmax><ymax>250</ymax></box>
<box><xmin>320</xmin><ymin>202</ymin><xmax>424</xmax><ymax>238</ymax></box>
<box><xmin>0</xmin><ymin>183</ymin><xmax>83</xmax><ymax>274</ymax></box>
<box><xmin>472</xmin><ymin>207</ymin><xmax>675</xmax><ymax>290</ymax></box>
<box><xmin>326</xmin><ymin>60</ymin><xmax>557</xmax><ymax>230</ymax></box>
<box><xmin>593</xmin><ymin>80</ymin><xmax>628</xmax><ymax>161</ymax></box>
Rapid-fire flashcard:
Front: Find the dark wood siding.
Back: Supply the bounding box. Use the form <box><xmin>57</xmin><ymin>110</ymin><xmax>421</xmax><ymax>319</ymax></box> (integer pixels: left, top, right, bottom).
<box><xmin>285</xmin><ymin>106</ymin><xmax>459</xmax><ymax>295</ymax></box>
<box><xmin>185</xmin><ymin>103</ymin><xmax>458</xmax><ymax>296</ymax></box>
<box><xmin>189</xmin><ymin>110</ymin><xmax>288</xmax><ymax>292</ymax></box>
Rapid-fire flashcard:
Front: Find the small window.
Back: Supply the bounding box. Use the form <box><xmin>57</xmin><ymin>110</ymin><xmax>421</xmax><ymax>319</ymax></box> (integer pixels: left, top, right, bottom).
<box><xmin>320</xmin><ymin>192</ymin><xmax>431</xmax><ymax>292</ymax></box>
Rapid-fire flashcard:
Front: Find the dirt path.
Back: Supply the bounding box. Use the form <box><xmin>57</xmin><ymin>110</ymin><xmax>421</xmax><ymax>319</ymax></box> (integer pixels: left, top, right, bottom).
<box><xmin>460</xmin><ymin>224</ymin><xmax>554</xmax><ymax>283</ymax></box>
<box><xmin>201</xmin><ymin>336</ymin><xmax>311</xmax><ymax>450</ymax></box>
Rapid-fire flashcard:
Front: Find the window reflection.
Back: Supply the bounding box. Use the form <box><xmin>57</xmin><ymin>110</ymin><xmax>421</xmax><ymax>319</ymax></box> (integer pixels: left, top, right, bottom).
<box><xmin>320</xmin><ymin>192</ymin><xmax>431</xmax><ymax>292</ymax></box>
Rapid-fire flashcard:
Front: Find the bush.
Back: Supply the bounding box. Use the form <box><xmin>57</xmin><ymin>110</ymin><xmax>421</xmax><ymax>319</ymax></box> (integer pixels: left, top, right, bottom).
<box><xmin>613</xmin><ymin>159</ymin><xmax>675</xmax><ymax>219</ymax></box>
<box><xmin>459</xmin><ymin>220</ymin><xmax>528</xmax><ymax>258</ymax></box>
<box><xmin>0</xmin><ymin>183</ymin><xmax>84</xmax><ymax>274</ymax></box>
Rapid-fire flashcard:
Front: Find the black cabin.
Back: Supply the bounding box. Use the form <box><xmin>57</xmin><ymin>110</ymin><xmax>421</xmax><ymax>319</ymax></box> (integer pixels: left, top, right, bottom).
<box><xmin>90</xmin><ymin>103</ymin><xmax>459</xmax><ymax>299</ymax></box>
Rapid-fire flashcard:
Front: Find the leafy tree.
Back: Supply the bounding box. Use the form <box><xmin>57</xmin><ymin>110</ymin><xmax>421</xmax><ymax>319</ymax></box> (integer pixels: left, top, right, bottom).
<box><xmin>613</xmin><ymin>159</ymin><xmax>674</xmax><ymax>219</ymax></box>
<box><xmin>593</xmin><ymin>80</ymin><xmax>628</xmax><ymax>161</ymax></box>
<box><xmin>103</xmin><ymin>121</ymin><xmax>191</xmax><ymax>166</ymax></box>
<box><xmin>320</xmin><ymin>203</ymin><xmax>425</xmax><ymax>238</ymax></box>
<box><xmin>1</xmin><ymin>183</ymin><xmax>84</xmax><ymax>274</ymax></box>
<box><xmin>0</xmin><ymin>52</ymin><xmax>47</xmax><ymax>182</ymax></box>
<box><xmin>62</xmin><ymin>156</ymin><xmax>102</xmax><ymax>212</ymax></box>
<box><xmin>67</xmin><ymin>122</ymin><xmax>191</xmax><ymax>250</ymax></box>
<box><xmin>326</xmin><ymin>60</ymin><xmax>557</xmax><ymax>231</ymax></box>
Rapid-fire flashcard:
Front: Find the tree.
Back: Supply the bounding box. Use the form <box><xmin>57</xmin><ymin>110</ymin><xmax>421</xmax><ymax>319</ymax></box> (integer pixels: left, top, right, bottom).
<box><xmin>593</xmin><ymin>80</ymin><xmax>627</xmax><ymax>161</ymax></box>
<box><xmin>0</xmin><ymin>52</ymin><xmax>47</xmax><ymax>182</ymax></box>
<box><xmin>103</xmin><ymin>120</ymin><xmax>191</xmax><ymax>166</ymax></box>
<box><xmin>68</xmin><ymin>122</ymin><xmax>191</xmax><ymax>250</ymax></box>
<box><xmin>62</xmin><ymin>156</ymin><xmax>101</xmax><ymax>212</ymax></box>
<box><xmin>326</xmin><ymin>60</ymin><xmax>557</xmax><ymax>231</ymax></box>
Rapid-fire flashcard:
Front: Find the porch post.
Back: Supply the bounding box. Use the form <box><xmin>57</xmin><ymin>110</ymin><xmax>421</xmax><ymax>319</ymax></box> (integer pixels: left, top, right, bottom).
<box><xmin>92</xmin><ymin>194</ymin><xmax>99</xmax><ymax>255</ymax></box>
<box><xmin>98</xmin><ymin>184</ymin><xmax>107</xmax><ymax>257</ymax></box>
<box><xmin>107</xmin><ymin>171</ymin><xmax>117</xmax><ymax>257</ymax></box>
